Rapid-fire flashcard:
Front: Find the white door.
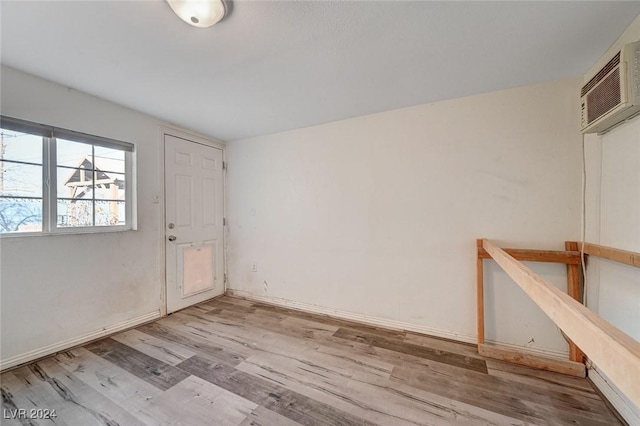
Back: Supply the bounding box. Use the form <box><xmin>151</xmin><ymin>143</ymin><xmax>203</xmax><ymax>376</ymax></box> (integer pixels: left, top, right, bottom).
<box><xmin>165</xmin><ymin>134</ymin><xmax>224</xmax><ymax>313</ymax></box>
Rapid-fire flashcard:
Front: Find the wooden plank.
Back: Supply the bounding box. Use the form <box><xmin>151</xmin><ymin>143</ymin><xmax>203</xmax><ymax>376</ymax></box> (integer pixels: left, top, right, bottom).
<box><xmin>206</xmin><ymin>299</ymin><xmax>257</xmax><ymax>314</ymax></box>
<box><xmin>176</xmin><ymin>355</ymin><xmax>367</xmax><ymax>426</ymax></box>
<box><xmin>84</xmin><ymin>337</ymin><xmax>189</xmax><ymax>391</ymax></box>
<box><xmin>395</xmin><ymin>353</ymin><xmax>612</xmax><ymax>424</ymax></box>
<box><xmin>565</xmin><ymin>241</ymin><xmax>582</xmax><ymax>301</ymax></box>
<box><xmin>478</xmin><ymin>343</ymin><xmax>585</xmax><ymax>378</ymax></box>
<box><xmin>565</xmin><ymin>241</ymin><xmax>584</xmax><ymax>363</ymax></box>
<box><xmin>9</xmin><ymin>360</ymin><xmax>148</xmax><ymax>426</ymax></box>
<box><xmin>170</xmin><ymin>311</ymin><xmax>334</xmax><ymax>368</ymax></box>
<box><xmin>405</xmin><ymin>332</ymin><xmax>482</xmax><ymax>360</ymax></box>
<box><xmin>333</xmin><ymin>327</ymin><xmax>488</xmax><ymax>374</ymax></box>
<box><xmin>239</xmin><ymin>406</ymin><xmax>303</xmax><ymax>426</ymax></box>
<box><xmin>483</xmin><ymin>238</ymin><xmax>640</xmax><ymax>406</ymax></box>
<box><xmin>204</xmin><ymin>307</ymin><xmax>340</xmax><ymax>343</ymax></box>
<box><xmin>1</xmin><ymin>296</ymin><xmax>625</xmax><ymax>425</ymax></box>
<box><xmin>477</xmin><ymin>239</ymin><xmax>485</xmax><ymax>345</ymax></box>
<box><xmin>477</xmin><ymin>247</ymin><xmax>581</xmax><ymax>264</ymax></box>
<box><xmin>485</xmin><ymin>359</ymin><xmax>598</xmax><ymax>395</ymax></box>
<box><xmin>172</xmin><ymin>309</ymin><xmax>397</xmax><ymax>382</ymax></box>
<box><xmin>111</xmin><ymin>329</ymin><xmax>197</xmax><ymax>366</ymax></box>
<box><xmin>392</xmin><ymin>364</ymin><xmax>615</xmax><ymax>425</ymax></box>
<box><xmin>222</xmin><ymin>293</ymin><xmax>618</xmax><ymax>426</ymax></box>
<box><xmin>146</xmin><ymin>375</ymin><xmax>257</xmax><ymax>425</ymax></box>
<box><xmin>384</xmin><ymin>376</ymin><xmax>529</xmax><ymax>426</ymax></box>
<box><xmin>236</xmin><ymin>352</ymin><xmax>457</xmax><ymax>425</ymax></box>
<box><xmin>1</xmin><ymin>371</ymin><xmax>59</xmax><ymax>426</ymax></box>
<box><xmin>54</xmin><ymin>348</ymin><xmax>169</xmax><ymax>425</ymax></box>
<box><xmin>55</xmin><ymin>348</ymin><xmax>257</xmax><ymax>426</ymax></box>
<box><xmin>582</xmin><ymin>242</ymin><xmax>640</xmax><ymax>268</ymax></box>
<box><xmin>137</xmin><ymin>321</ymin><xmax>248</xmax><ymax>367</ymax></box>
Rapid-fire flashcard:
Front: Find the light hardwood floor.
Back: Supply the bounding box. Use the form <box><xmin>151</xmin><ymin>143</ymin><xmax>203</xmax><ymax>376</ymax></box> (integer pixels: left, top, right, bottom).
<box><xmin>1</xmin><ymin>296</ymin><xmax>623</xmax><ymax>425</ymax></box>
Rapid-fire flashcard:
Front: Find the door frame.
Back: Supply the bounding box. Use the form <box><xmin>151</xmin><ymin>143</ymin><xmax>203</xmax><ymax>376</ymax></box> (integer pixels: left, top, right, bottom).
<box><xmin>159</xmin><ymin>126</ymin><xmax>226</xmax><ymax>317</ymax></box>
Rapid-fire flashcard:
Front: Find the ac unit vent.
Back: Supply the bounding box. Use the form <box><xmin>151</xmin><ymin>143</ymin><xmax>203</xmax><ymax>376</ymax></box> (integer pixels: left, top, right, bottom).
<box><xmin>587</xmin><ymin>67</ymin><xmax>621</xmax><ymax>123</ymax></box>
<box><xmin>581</xmin><ymin>52</ymin><xmax>620</xmax><ymax>97</ymax></box>
<box><xmin>580</xmin><ymin>41</ymin><xmax>640</xmax><ymax>134</ymax></box>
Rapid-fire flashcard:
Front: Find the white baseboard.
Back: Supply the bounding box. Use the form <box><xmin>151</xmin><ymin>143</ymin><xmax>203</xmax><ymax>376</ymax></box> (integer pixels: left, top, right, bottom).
<box><xmin>589</xmin><ymin>365</ymin><xmax>640</xmax><ymax>425</ymax></box>
<box><xmin>225</xmin><ymin>289</ymin><xmax>568</xmax><ymax>359</ymax></box>
<box><xmin>0</xmin><ymin>310</ymin><xmax>161</xmax><ymax>372</ymax></box>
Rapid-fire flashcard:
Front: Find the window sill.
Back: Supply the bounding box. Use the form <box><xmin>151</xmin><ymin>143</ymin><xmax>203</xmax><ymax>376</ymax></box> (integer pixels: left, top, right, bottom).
<box><xmin>0</xmin><ymin>226</ymin><xmax>134</xmax><ymax>239</ymax></box>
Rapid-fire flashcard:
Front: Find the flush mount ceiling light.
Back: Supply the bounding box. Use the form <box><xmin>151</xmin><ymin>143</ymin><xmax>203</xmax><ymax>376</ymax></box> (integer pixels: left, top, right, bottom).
<box><xmin>167</xmin><ymin>0</ymin><xmax>226</xmax><ymax>28</ymax></box>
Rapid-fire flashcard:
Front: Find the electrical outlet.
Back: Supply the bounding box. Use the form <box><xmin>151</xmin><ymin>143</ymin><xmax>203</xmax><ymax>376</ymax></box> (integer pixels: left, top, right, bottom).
<box><xmin>252</xmin><ymin>262</ymin><xmax>257</xmax><ymax>272</ymax></box>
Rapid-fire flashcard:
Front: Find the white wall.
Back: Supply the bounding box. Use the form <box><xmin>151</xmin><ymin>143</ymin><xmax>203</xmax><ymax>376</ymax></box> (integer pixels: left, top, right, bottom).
<box><xmin>581</xmin><ymin>17</ymin><xmax>640</xmax><ymax>421</ymax></box>
<box><xmin>584</xmin><ymin>120</ymin><xmax>640</xmax><ymax>340</ymax></box>
<box><xmin>227</xmin><ymin>78</ymin><xmax>583</xmax><ymax>356</ymax></box>
<box><xmin>583</xmin><ymin>13</ymin><xmax>640</xmax><ymax>345</ymax></box>
<box><xmin>0</xmin><ymin>65</ymin><xmax>217</xmax><ymax>367</ymax></box>
<box><xmin>584</xmin><ymin>120</ymin><xmax>640</xmax><ymax>421</ymax></box>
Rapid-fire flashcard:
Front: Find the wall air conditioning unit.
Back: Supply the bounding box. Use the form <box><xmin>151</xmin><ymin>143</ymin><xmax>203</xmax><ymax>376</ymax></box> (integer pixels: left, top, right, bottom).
<box><xmin>581</xmin><ymin>40</ymin><xmax>640</xmax><ymax>134</ymax></box>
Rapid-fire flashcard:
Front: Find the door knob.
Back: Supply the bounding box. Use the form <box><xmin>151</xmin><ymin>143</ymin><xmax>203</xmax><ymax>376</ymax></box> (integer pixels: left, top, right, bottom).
<box><xmin>168</xmin><ymin>235</ymin><xmax>177</xmax><ymax>241</ymax></box>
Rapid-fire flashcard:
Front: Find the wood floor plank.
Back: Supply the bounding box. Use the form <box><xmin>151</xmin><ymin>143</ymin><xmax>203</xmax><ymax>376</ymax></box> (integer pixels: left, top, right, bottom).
<box><xmin>55</xmin><ymin>348</ymin><xmax>255</xmax><ymax>425</ymax></box>
<box><xmin>404</xmin><ymin>332</ymin><xmax>484</xmax><ymax>360</ymax></box>
<box><xmin>85</xmin><ymin>338</ymin><xmax>189</xmax><ymax>391</ymax></box>
<box><xmin>177</xmin><ymin>355</ymin><xmax>370</xmax><ymax>426</ymax></box>
<box><xmin>237</xmin><ymin>349</ymin><xmax>528</xmax><ymax>426</ymax></box>
<box><xmin>210</xmin><ymin>296</ymin><xmax>256</xmax><ymax>308</ymax></box>
<box><xmin>205</xmin><ymin>308</ymin><xmax>291</xmax><ymax>335</ymax></box>
<box><xmin>173</xmin><ymin>310</ymin><xmax>400</xmax><ymax>400</ymax></box>
<box><xmin>2</xmin><ymin>372</ymin><xmax>49</xmax><ymax>426</ymax></box>
<box><xmin>137</xmin><ymin>321</ymin><xmax>247</xmax><ymax>367</ymax></box>
<box><xmin>144</xmin><ymin>375</ymin><xmax>257</xmax><ymax>425</ymax></box>
<box><xmin>312</xmin><ymin>343</ymin><xmax>395</xmax><ymax>381</ymax></box>
<box><xmin>54</xmin><ymin>348</ymin><xmax>165</xmax><ymax>425</ymax></box>
<box><xmin>189</xmin><ymin>304</ymin><xmax>219</xmax><ymax>315</ymax></box>
<box><xmin>382</xmin><ymin>376</ymin><xmax>528</xmax><ymax>426</ymax></box>
<box><xmin>226</xmin><ymin>311</ymin><xmax>484</xmax><ymax>383</ymax></box>
<box><xmin>280</xmin><ymin>315</ymin><xmax>340</xmax><ymax>335</ymax></box>
<box><xmin>485</xmin><ymin>359</ymin><xmax>598</xmax><ymax>394</ymax></box>
<box><xmin>167</xmin><ymin>311</ymin><xmax>321</xmax><ymax>361</ymax></box>
<box><xmin>238</xmin><ymin>405</ymin><xmax>303</xmax><ymax>426</ymax></box>
<box><xmin>2</xmin><ymin>370</ymin><xmax>74</xmax><ymax>426</ymax></box>
<box><xmin>245</xmin><ymin>301</ymin><xmax>409</xmax><ymax>340</ymax></box>
<box><xmin>333</xmin><ymin>327</ymin><xmax>488</xmax><ymax>374</ymax></box>
<box><xmin>9</xmin><ymin>360</ymin><xmax>147</xmax><ymax>426</ymax></box>
<box><xmin>203</xmin><ymin>307</ymin><xmax>342</xmax><ymax>353</ymax></box>
<box><xmin>38</xmin><ymin>357</ymin><xmax>151</xmax><ymax>426</ymax></box>
<box><xmin>198</xmin><ymin>298</ymin><xmax>624</xmax><ymax>424</ymax></box>
<box><xmin>392</xmin><ymin>365</ymin><xmax>618</xmax><ymax>426</ymax></box>
<box><xmin>179</xmin><ymin>309</ymin><xmax>396</xmax><ymax>382</ymax></box>
<box><xmin>215</xmin><ymin>302</ymin><xmax>620</xmax><ymax>424</ymax></box>
<box><xmin>393</xmin><ymin>357</ymin><xmax>606</xmax><ymax>415</ymax></box>
<box><xmin>179</xmin><ymin>304</ymin><xmax>440</xmax><ymax>384</ymax></box>
<box><xmin>205</xmin><ymin>300</ymin><xmax>257</xmax><ymax>315</ymax></box>
<box><xmin>110</xmin><ymin>329</ymin><xmax>197</xmax><ymax>366</ymax></box>
<box><xmin>415</xmin><ymin>359</ymin><xmax>609</xmax><ymax>418</ymax></box>
<box><xmin>156</xmin><ymin>313</ymin><xmax>259</xmax><ymax>358</ymax></box>
<box><xmin>237</xmin><ymin>351</ymin><xmax>464</xmax><ymax>426</ymax></box>
<box><xmin>1</xmin><ymin>296</ymin><xmax>623</xmax><ymax>425</ymax></box>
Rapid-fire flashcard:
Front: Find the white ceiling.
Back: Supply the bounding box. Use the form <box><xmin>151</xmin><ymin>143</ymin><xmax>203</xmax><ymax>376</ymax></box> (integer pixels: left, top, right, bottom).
<box><xmin>2</xmin><ymin>1</ymin><xmax>640</xmax><ymax>141</ymax></box>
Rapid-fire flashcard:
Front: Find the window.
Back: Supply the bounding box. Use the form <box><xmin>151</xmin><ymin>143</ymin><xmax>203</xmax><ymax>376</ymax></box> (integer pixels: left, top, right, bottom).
<box><xmin>0</xmin><ymin>127</ymin><xmax>43</xmax><ymax>232</ymax></box>
<box><xmin>0</xmin><ymin>116</ymin><xmax>134</xmax><ymax>235</ymax></box>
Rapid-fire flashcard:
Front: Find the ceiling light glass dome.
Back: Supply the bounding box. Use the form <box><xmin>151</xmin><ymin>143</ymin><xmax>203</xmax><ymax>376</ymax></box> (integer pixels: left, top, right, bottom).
<box><xmin>167</xmin><ymin>0</ymin><xmax>226</xmax><ymax>28</ymax></box>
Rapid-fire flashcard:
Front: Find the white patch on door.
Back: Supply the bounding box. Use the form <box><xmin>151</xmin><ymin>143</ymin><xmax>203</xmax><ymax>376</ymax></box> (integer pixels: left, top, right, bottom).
<box><xmin>178</xmin><ymin>241</ymin><xmax>216</xmax><ymax>298</ymax></box>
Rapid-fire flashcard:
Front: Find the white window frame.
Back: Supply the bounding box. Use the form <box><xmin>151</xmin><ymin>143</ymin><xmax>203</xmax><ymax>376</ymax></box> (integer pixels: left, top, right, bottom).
<box><xmin>0</xmin><ymin>115</ymin><xmax>135</xmax><ymax>237</ymax></box>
